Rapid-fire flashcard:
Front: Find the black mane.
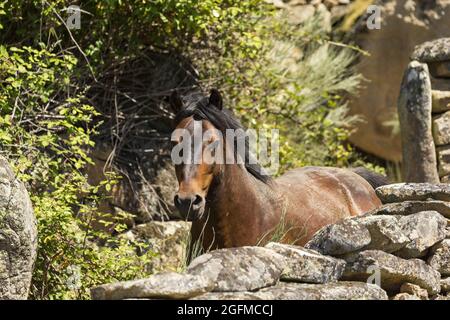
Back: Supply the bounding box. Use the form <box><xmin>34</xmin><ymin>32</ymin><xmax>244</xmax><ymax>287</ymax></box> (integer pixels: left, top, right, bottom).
<box><xmin>174</xmin><ymin>91</ymin><xmax>271</xmax><ymax>184</ymax></box>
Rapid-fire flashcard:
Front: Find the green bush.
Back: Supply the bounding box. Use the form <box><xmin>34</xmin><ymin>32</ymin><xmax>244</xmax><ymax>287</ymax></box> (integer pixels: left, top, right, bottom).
<box><xmin>0</xmin><ymin>44</ymin><xmax>154</xmax><ymax>299</ymax></box>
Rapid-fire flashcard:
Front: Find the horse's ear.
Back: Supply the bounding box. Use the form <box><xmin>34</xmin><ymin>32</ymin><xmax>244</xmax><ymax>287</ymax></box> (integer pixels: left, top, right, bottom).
<box><xmin>169</xmin><ymin>90</ymin><xmax>183</xmax><ymax>114</ymax></box>
<box><xmin>209</xmin><ymin>89</ymin><xmax>223</xmax><ymax>110</ymax></box>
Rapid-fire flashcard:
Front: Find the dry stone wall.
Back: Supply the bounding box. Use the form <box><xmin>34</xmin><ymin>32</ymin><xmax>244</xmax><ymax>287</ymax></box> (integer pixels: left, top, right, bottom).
<box><xmin>91</xmin><ymin>183</ymin><xmax>450</xmax><ymax>300</ymax></box>
<box><xmin>399</xmin><ymin>38</ymin><xmax>450</xmax><ymax>183</ymax></box>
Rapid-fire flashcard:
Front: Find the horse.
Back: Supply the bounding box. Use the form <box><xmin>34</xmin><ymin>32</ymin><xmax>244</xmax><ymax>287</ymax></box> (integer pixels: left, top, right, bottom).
<box><xmin>169</xmin><ymin>89</ymin><xmax>387</xmax><ymax>255</ymax></box>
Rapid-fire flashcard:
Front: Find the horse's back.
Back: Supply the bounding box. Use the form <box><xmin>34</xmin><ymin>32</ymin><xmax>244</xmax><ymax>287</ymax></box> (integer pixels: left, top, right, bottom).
<box><xmin>274</xmin><ymin>166</ymin><xmax>382</xmax><ymax>245</ymax></box>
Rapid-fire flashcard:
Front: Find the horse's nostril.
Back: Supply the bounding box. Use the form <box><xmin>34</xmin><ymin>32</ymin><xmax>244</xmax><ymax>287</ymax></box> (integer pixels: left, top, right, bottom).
<box><xmin>193</xmin><ymin>194</ymin><xmax>203</xmax><ymax>205</ymax></box>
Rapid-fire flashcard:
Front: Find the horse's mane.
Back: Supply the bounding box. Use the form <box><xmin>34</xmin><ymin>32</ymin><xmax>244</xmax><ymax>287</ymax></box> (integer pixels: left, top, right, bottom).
<box><xmin>174</xmin><ymin>91</ymin><xmax>271</xmax><ymax>184</ymax></box>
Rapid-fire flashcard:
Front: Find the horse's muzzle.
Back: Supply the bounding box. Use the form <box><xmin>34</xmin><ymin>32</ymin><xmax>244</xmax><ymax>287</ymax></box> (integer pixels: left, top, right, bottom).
<box><xmin>174</xmin><ymin>194</ymin><xmax>205</xmax><ymax>220</ymax></box>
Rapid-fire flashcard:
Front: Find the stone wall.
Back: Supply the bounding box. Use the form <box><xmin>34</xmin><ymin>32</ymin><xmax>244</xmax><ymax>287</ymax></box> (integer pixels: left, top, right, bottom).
<box><xmin>399</xmin><ymin>38</ymin><xmax>450</xmax><ymax>183</ymax></box>
<box><xmin>91</xmin><ymin>183</ymin><xmax>450</xmax><ymax>300</ymax></box>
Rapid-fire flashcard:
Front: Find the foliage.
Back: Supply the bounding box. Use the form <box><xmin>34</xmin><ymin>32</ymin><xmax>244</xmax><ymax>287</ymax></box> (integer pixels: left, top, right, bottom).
<box><xmin>190</xmin><ymin>10</ymin><xmax>385</xmax><ymax>174</ymax></box>
<box><xmin>0</xmin><ymin>43</ymin><xmax>153</xmax><ymax>299</ymax></box>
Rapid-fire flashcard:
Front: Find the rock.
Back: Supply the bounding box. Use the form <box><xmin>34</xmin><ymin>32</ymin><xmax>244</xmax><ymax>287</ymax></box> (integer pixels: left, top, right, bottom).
<box><xmin>376</xmin><ymin>183</ymin><xmax>450</xmax><ymax>203</ymax></box>
<box><xmin>0</xmin><ymin>156</ymin><xmax>37</xmax><ymax>300</ymax></box>
<box><xmin>191</xmin><ymin>292</ymin><xmax>264</xmax><ymax>300</ymax></box>
<box><xmin>120</xmin><ymin>220</ymin><xmax>191</xmax><ymax>273</ymax></box>
<box><xmin>347</xmin><ymin>3</ymin><xmax>450</xmax><ymax>162</ymax></box>
<box><xmin>255</xmin><ymin>282</ymin><xmax>388</xmax><ymax>300</ymax></box>
<box><xmin>433</xmin><ymin>111</ymin><xmax>450</xmax><ymax>145</ymax></box>
<box><xmin>342</xmin><ymin>250</ymin><xmax>441</xmax><ymax>295</ymax></box>
<box><xmin>265</xmin><ymin>242</ymin><xmax>346</xmax><ymax>284</ymax></box>
<box><xmin>394</xmin><ymin>211</ymin><xmax>447</xmax><ymax>258</ymax></box>
<box><xmin>429</xmin><ymin>61</ymin><xmax>450</xmax><ymax>78</ymax></box>
<box><xmin>357</xmin><ymin>215</ymin><xmax>409</xmax><ymax>253</ymax></box>
<box><xmin>305</xmin><ymin>219</ymin><xmax>371</xmax><ymax>255</ymax></box>
<box><xmin>287</xmin><ymin>4</ymin><xmax>315</xmax><ymax>25</ymax></box>
<box><xmin>365</xmin><ymin>200</ymin><xmax>450</xmax><ymax>219</ymax></box>
<box><xmin>441</xmin><ymin>278</ymin><xmax>450</xmax><ymax>293</ymax></box>
<box><xmin>437</xmin><ymin>145</ymin><xmax>450</xmax><ymax>177</ymax></box>
<box><xmin>427</xmin><ymin>239</ymin><xmax>450</xmax><ymax>276</ymax></box>
<box><xmin>392</xmin><ymin>293</ymin><xmax>421</xmax><ymax>300</ymax></box>
<box><xmin>186</xmin><ymin>247</ymin><xmax>286</xmax><ymax>292</ymax></box>
<box><xmin>432</xmin><ymin>90</ymin><xmax>450</xmax><ymax>113</ymax></box>
<box><xmin>432</xmin><ymin>294</ymin><xmax>450</xmax><ymax>300</ymax></box>
<box><xmin>411</xmin><ymin>38</ymin><xmax>450</xmax><ymax>63</ymax></box>
<box><xmin>193</xmin><ymin>282</ymin><xmax>388</xmax><ymax>300</ymax></box>
<box><xmin>399</xmin><ymin>282</ymin><xmax>429</xmax><ymax>300</ymax></box>
<box><xmin>90</xmin><ymin>272</ymin><xmax>214</xmax><ymax>300</ymax></box>
<box><xmin>398</xmin><ymin>61</ymin><xmax>440</xmax><ymax>183</ymax></box>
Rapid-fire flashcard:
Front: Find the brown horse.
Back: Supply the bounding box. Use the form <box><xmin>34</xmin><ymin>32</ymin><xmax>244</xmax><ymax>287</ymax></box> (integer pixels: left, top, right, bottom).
<box><xmin>170</xmin><ymin>89</ymin><xmax>386</xmax><ymax>254</ymax></box>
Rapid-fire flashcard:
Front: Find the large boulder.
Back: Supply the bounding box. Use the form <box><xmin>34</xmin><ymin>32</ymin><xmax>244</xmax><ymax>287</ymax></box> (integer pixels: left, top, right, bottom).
<box><xmin>347</xmin><ymin>1</ymin><xmax>450</xmax><ymax>162</ymax></box>
<box><xmin>0</xmin><ymin>156</ymin><xmax>37</xmax><ymax>300</ymax></box>
<box><xmin>397</xmin><ymin>61</ymin><xmax>440</xmax><ymax>183</ymax></box>
<box><xmin>90</xmin><ymin>272</ymin><xmax>214</xmax><ymax>300</ymax></box>
<box><xmin>186</xmin><ymin>247</ymin><xmax>286</xmax><ymax>292</ymax></box>
<box><xmin>342</xmin><ymin>250</ymin><xmax>441</xmax><ymax>295</ymax></box>
<box><xmin>265</xmin><ymin>242</ymin><xmax>346</xmax><ymax>284</ymax></box>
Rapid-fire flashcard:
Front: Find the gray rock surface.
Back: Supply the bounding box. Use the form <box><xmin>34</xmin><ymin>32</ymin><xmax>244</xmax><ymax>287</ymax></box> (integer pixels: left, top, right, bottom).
<box><xmin>0</xmin><ymin>156</ymin><xmax>37</xmax><ymax>300</ymax></box>
<box><xmin>342</xmin><ymin>250</ymin><xmax>441</xmax><ymax>295</ymax></box>
<box><xmin>432</xmin><ymin>90</ymin><xmax>450</xmax><ymax>113</ymax></box>
<box><xmin>411</xmin><ymin>38</ymin><xmax>450</xmax><ymax>63</ymax></box>
<box><xmin>433</xmin><ymin>111</ymin><xmax>450</xmax><ymax>146</ymax></box>
<box><xmin>91</xmin><ymin>272</ymin><xmax>214</xmax><ymax>300</ymax></box>
<box><xmin>365</xmin><ymin>200</ymin><xmax>450</xmax><ymax>219</ymax></box>
<box><xmin>427</xmin><ymin>239</ymin><xmax>450</xmax><ymax>276</ymax></box>
<box><xmin>255</xmin><ymin>282</ymin><xmax>388</xmax><ymax>300</ymax></box>
<box><xmin>305</xmin><ymin>218</ymin><xmax>371</xmax><ymax>255</ymax></box>
<box><xmin>376</xmin><ymin>183</ymin><xmax>450</xmax><ymax>203</ymax></box>
<box><xmin>437</xmin><ymin>145</ymin><xmax>450</xmax><ymax>177</ymax></box>
<box><xmin>187</xmin><ymin>247</ymin><xmax>286</xmax><ymax>292</ymax></box>
<box><xmin>358</xmin><ymin>215</ymin><xmax>409</xmax><ymax>253</ymax></box>
<box><xmin>397</xmin><ymin>61</ymin><xmax>440</xmax><ymax>183</ymax></box>
<box><xmin>394</xmin><ymin>211</ymin><xmax>447</xmax><ymax>258</ymax></box>
<box><xmin>265</xmin><ymin>242</ymin><xmax>345</xmax><ymax>284</ymax></box>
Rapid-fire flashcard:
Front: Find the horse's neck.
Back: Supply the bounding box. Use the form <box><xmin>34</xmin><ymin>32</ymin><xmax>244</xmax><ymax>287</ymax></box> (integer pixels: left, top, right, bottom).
<box><xmin>205</xmin><ymin>164</ymin><xmax>281</xmax><ymax>247</ymax></box>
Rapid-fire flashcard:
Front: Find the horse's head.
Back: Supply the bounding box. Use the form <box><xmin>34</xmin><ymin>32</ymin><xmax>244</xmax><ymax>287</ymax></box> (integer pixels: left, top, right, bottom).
<box><xmin>170</xmin><ymin>89</ymin><xmax>225</xmax><ymax>220</ymax></box>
